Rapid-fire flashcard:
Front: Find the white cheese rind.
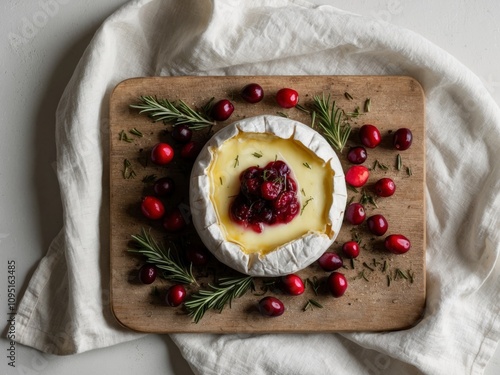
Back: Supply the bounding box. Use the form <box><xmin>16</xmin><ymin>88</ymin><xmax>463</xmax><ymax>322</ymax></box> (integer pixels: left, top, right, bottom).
<box><xmin>189</xmin><ymin>115</ymin><xmax>347</xmax><ymax>277</ymax></box>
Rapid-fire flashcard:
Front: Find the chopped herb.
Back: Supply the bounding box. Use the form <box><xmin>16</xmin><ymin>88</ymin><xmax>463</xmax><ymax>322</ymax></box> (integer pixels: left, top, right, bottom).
<box><xmin>382</xmin><ymin>260</ymin><xmax>388</xmax><ymax>273</ymax></box>
<box><xmin>408</xmin><ymin>270</ymin><xmax>415</xmax><ymax>283</ymax></box>
<box><xmin>300</xmin><ymin>197</ymin><xmax>314</xmax><ymax>215</ymax></box>
<box><xmin>252</xmin><ymin>151</ymin><xmax>263</xmax><ymax>158</ymax></box>
<box><xmin>303</xmin><ymin>162</ymin><xmax>311</xmax><ymax>169</ymax></box>
<box><xmin>303</xmin><ymin>299</ymin><xmax>323</xmax><ymax>311</ymax></box>
<box><xmin>347</xmin><ymin>196</ymin><xmax>355</xmax><ymax>205</ymax></box>
<box><xmin>371</xmin><ymin>159</ymin><xmax>389</xmax><ymax>171</ymax></box>
<box><xmin>356</xmin><ymin>269</ymin><xmax>370</xmax><ymax>282</ymax></box>
<box><xmin>407</xmin><ymin>166</ymin><xmax>412</xmax><ymax>176</ymax></box>
<box><xmin>277</xmin><ymin>112</ymin><xmax>289</xmax><ymax>118</ymax></box>
<box><xmin>119</xmin><ymin>130</ymin><xmax>133</xmax><ymax>143</ymax></box>
<box><xmin>129</xmin><ymin>128</ymin><xmax>143</xmax><ymax>137</ymax></box>
<box><xmin>363</xmin><ymin>262</ymin><xmax>375</xmax><ymax>272</ymax></box>
<box><xmin>396</xmin><ymin>154</ymin><xmax>402</xmax><ymax>171</ymax></box>
<box><xmin>300</xmin><ymin>188</ymin><xmax>306</xmax><ymax>196</ymax></box>
<box><xmin>345</xmin><ymin>106</ymin><xmax>362</xmax><ymax>118</ymax></box>
<box><xmin>347</xmin><ymin>185</ymin><xmax>359</xmax><ymax>193</ymax></box>
<box><xmin>344</xmin><ymin>91</ymin><xmax>353</xmax><ymax>100</ymax></box>
<box><xmin>234</xmin><ymin>155</ymin><xmax>239</xmax><ymax>168</ymax></box>
<box><xmin>395</xmin><ymin>268</ymin><xmax>408</xmax><ymax>280</ymax></box>
<box><xmin>306</xmin><ymin>277</ymin><xmax>321</xmax><ymax>296</ymax></box>
<box><xmin>142</xmin><ymin>174</ymin><xmax>157</xmax><ymax>184</ymax></box>
<box><xmin>122</xmin><ymin>159</ymin><xmax>136</xmax><ymax>179</ymax></box>
<box><xmin>219</xmin><ymin>177</ymin><xmax>223</xmax><ymax>185</ymax></box>
<box><xmin>364</xmin><ymin>98</ymin><xmax>371</xmax><ymax>112</ymax></box>
<box><xmin>350</xmin><ymin>258</ymin><xmax>355</xmax><ymax>269</ymax></box>
<box><xmin>360</xmin><ymin>189</ymin><xmax>378</xmax><ymax>208</ymax></box>
<box><xmin>351</xmin><ymin>231</ymin><xmax>362</xmax><ymax>245</ymax></box>
<box><xmin>387</xmin><ymin>274</ymin><xmax>392</xmax><ymax>286</ymax></box>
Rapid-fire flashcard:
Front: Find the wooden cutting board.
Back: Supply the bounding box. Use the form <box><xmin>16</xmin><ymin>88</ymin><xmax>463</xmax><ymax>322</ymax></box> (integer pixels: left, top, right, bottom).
<box><xmin>109</xmin><ymin>76</ymin><xmax>426</xmax><ymax>333</ymax></box>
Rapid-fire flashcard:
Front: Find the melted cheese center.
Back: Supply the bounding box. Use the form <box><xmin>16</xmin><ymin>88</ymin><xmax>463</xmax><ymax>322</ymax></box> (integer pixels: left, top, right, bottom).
<box><xmin>208</xmin><ymin>132</ymin><xmax>334</xmax><ymax>256</ymax></box>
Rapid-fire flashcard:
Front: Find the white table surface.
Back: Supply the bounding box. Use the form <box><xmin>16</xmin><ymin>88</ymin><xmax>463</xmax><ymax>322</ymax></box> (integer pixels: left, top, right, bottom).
<box><xmin>0</xmin><ymin>1</ymin><xmax>498</xmax><ymax>374</ymax></box>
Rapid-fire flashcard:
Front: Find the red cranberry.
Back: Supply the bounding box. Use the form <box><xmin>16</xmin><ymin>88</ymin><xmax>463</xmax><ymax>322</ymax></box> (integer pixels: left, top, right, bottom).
<box><xmin>344</xmin><ymin>202</ymin><xmax>366</xmax><ymax>225</ymax></box>
<box><xmin>347</xmin><ymin>146</ymin><xmax>368</xmax><ymax>164</ymax></box>
<box><xmin>261</xmin><ymin>180</ymin><xmax>282</xmax><ymax>200</ymax></box>
<box><xmin>211</xmin><ymin>99</ymin><xmax>234</xmax><ymax>121</ymax></box>
<box><xmin>281</xmin><ymin>274</ymin><xmax>305</xmax><ymax>295</ymax></box>
<box><xmin>186</xmin><ymin>246</ymin><xmax>210</xmax><ymax>267</ymax></box>
<box><xmin>180</xmin><ymin>141</ymin><xmax>201</xmax><ymax>160</ymax></box>
<box><xmin>366</xmin><ymin>214</ymin><xmax>389</xmax><ymax>236</ymax></box>
<box><xmin>359</xmin><ymin>124</ymin><xmax>382</xmax><ymax>148</ymax></box>
<box><xmin>141</xmin><ymin>196</ymin><xmax>165</xmax><ymax>220</ymax></box>
<box><xmin>153</xmin><ymin>177</ymin><xmax>175</xmax><ymax>197</ymax></box>
<box><xmin>258</xmin><ymin>296</ymin><xmax>285</xmax><ymax>317</ymax></box>
<box><xmin>138</xmin><ymin>264</ymin><xmax>157</xmax><ymax>284</ymax></box>
<box><xmin>151</xmin><ymin>142</ymin><xmax>174</xmax><ymax>165</ymax></box>
<box><xmin>318</xmin><ymin>252</ymin><xmax>343</xmax><ymax>271</ymax></box>
<box><xmin>393</xmin><ymin>128</ymin><xmax>413</xmax><ymax>150</ymax></box>
<box><xmin>240</xmin><ymin>166</ymin><xmax>260</xmax><ymax>180</ymax></box>
<box><xmin>266</xmin><ymin>160</ymin><xmax>290</xmax><ymax>176</ymax></box>
<box><xmin>230</xmin><ymin>197</ymin><xmax>251</xmax><ymax>224</ymax></box>
<box><xmin>345</xmin><ymin>165</ymin><xmax>370</xmax><ymax>187</ymax></box>
<box><xmin>163</xmin><ymin>207</ymin><xmax>187</xmax><ymax>232</ymax></box>
<box><xmin>276</xmin><ymin>88</ymin><xmax>299</xmax><ymax>108</ymax></box>
<box><xmin>272</xmin><ymin>191</ymin><xmax>295</xmax><ymax>210</ymax></box>
<box><xmin>171</xmin><ymin>124</ymin><xmax>192</xmax><ymax>143</ymax></box>
<box><xmin>241</xmin><ymin>83</ymin><xmax>264</xmax><ymax>103</ymax></box>
<box><xmin>327</xmin><ymin>272</ymin><xmax>348</xmax><ymax>298</ymax></box>
<box><xmin>165</xmin><ymin>284</ymin><xmax>186</xmax><ymax>307</ymax></box>
<box><xmin>385</xmin><ymin>234</ymin><xmax>411</xmax><ymax>254</ymax></box>
<box><xmin>374</xmin><ymin>178</ymin><xmax>396</xmax><ymax>197</ymax></box>
<box><xmin>342</xmin><ymin>241</ymin><xmax>360</xmax><ymax>258</ymax></box>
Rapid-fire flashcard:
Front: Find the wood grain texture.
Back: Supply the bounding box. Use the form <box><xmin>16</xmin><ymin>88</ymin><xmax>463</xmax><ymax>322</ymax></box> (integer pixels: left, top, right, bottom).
<box><xmin>109</xmin><ymin>75</ymin><xmax>426</xmax><ymax>333</ymax></box>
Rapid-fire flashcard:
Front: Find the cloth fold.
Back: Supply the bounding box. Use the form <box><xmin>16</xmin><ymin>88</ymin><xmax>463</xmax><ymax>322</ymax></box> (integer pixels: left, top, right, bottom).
<box><xmin>12</xmin><ymin>0</ymin><xmax>499</xmax><ymax>374</ymax></box>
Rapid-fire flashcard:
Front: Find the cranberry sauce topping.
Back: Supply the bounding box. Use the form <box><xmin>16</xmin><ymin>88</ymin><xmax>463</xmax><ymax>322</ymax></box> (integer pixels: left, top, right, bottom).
<box><xmin>229</xmin><ymin>160</ymin><xmax>300</xmax><ymax>233</ymax></box>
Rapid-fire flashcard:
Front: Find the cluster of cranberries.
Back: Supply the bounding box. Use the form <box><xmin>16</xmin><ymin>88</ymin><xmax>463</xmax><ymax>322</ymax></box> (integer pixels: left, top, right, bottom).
<box><xmin>230</xmin><ymin>161</ymin><xmax>300</xmax><ymax>233</ymax></box>
<box><xmin>141</xmin><ymin>118</ymin><xmax>214</xmax><ymax>231</ymax></box>
<box><xmin>343</xmin><ymin>123</ymin><xmax>413</xmax><ymax>255</ymax></box>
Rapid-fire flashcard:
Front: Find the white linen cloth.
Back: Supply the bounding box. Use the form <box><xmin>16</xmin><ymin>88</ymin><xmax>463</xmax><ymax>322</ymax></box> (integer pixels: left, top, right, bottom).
<box><xmin>12</xmin><ymin>0</ymin><xmax>499</xmax><ymax>374</ymax></box>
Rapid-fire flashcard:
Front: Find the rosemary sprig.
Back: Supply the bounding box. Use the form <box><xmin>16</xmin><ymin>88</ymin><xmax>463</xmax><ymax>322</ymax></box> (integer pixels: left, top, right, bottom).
<box><xmin>313</xmin><ymin>94</ymin><xmax>351</xmax><ymax>152</ymax></box>
<box><xmin>184</xmin><ymin>275</ymin><xmax>254</xmax><ymax>323</ymax></box>
<box><xmin>128</xmin><ymin>228</ymin><xmax>197</xmax><ymax>285</ymax></box>
<box><xmin>130</xmin><ymin>96</ymin><xmax>214</xmax><ymax>130</ymax></box>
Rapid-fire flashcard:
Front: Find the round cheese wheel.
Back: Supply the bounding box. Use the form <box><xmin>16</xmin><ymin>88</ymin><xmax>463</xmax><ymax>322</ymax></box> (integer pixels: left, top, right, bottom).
<box><xmin>189</xmin><ymin>115</ymin><xmax>347</xmax><ymax>276</ymax></box>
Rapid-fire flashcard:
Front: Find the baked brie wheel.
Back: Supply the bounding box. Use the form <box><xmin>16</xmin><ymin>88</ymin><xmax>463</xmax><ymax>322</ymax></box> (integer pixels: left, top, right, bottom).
<box><xmin>190</xmin><ymin>115</ymin><xmax>347</xmax><ymax>277</ymax></box>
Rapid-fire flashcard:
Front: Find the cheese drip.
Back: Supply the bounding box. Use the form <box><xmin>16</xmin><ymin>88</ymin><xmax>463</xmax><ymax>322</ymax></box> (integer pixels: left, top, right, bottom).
<box><xmin>208</xmin><ymin>132</ymin><xmax>334</xmax><ymax>256</ymax></box>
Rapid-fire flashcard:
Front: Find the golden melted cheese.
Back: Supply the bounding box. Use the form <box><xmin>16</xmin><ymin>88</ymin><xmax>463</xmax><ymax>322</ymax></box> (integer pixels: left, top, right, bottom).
<box><xmin>207</xmin><ymin>132</ymin><xmax>334</xmax><ymax>256</ymax></box>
